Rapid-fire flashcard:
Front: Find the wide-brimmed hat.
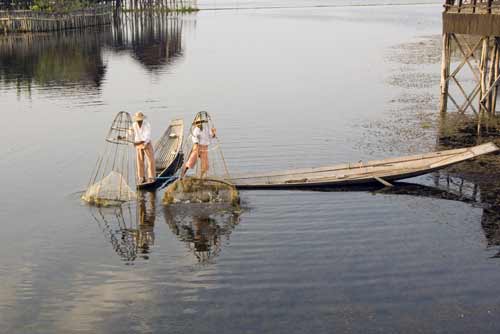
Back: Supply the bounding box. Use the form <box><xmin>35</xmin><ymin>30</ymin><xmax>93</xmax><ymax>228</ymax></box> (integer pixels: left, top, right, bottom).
<box><xmin>193</xmin><ymin>112</ymin><xmax>208</xmax><ymax>124</ymax></box>
<box><xmin>133</xmin><ymin>111</ymin><xmax>145</xmax><ymax>122</ymax></box>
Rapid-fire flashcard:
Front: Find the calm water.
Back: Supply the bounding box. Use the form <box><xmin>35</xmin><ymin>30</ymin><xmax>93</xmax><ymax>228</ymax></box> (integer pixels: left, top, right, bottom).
<box><xmin>1</xmin><ymin>4</ymin><xmax>500</xmax><ymax>333</ymax></box>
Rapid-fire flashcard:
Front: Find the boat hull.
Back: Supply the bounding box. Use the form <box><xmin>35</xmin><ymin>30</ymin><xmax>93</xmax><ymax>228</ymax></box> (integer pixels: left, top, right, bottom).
<box><xmin>228</xmin><ymin>143</ymin><xmax>499</xmax><ymax>189</ymax></box>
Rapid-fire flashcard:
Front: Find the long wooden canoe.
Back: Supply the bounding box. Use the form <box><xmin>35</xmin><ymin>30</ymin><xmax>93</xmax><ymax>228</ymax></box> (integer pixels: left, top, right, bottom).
<box><xmin>137</xmin><ymin>119</ymin><xmax>184</xmax><ymax>190</ymax></box>
<box><xmin>226</xmin><ymin>142</ymin><xmax>499</xmax><ymax>189</ymax></box>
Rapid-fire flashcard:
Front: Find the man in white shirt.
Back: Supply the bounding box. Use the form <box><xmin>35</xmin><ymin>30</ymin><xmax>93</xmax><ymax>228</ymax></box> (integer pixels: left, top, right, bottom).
<box><xmin>180</xmin><ymin>116</ymin><xmax>216</xmax><ymax>179</ymax></box>
<box><xmin>132</xmin><ymin>111</ymin><xmax>156</xmax><ymax>184</ymax></box>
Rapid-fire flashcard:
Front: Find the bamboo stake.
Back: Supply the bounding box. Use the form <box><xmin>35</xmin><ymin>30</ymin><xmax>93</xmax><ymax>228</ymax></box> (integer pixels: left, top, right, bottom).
<box><xmin>440</xmin><ymin>33</ymin><xmax>451</xmax><ymax>114</ymax></box>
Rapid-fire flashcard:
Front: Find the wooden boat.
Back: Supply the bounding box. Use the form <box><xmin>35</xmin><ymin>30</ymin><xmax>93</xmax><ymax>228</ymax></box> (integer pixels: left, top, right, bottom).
<box><xmin>137</xmin><ymin>119</ymin><xmax>184</xmax><ymax>190</ymax></box>
<box><xmin>227</xmin><ymin>142</ymin><xmax>499</xmax><ymax>189</ymax></box>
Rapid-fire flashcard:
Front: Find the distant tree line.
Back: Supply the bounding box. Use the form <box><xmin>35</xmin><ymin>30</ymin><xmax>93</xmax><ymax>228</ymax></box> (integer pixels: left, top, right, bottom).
<box><xmin>0</xmin><ymin>0</ymin><xmax>114</xmax><ymax>11</ymax></box>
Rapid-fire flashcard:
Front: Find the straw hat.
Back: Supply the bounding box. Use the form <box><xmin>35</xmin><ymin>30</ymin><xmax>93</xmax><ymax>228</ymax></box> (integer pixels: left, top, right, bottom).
<box><xmin>133</xmin><ymin>111</ymin><xmax>145</xmax><ymax>122</ymax></box>
<box><xmin>193</xmin><ymin>112</ymin><xmax>208</xmax><ymax>124</ymax></box>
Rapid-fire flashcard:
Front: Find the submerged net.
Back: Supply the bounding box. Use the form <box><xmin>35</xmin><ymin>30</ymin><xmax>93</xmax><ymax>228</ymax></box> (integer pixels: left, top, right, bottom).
<box><xmin>83</xmin><ymin>171</ymin><xmax>136</xmax><ymax>206</ymax></box>
<box><xmin>163</xmin><ymin>177</ymin><xmax>240</xmax><ymax>206</ymax></box>
<box><xmin>82</xmin><ymin>111</ymin><xmax>137</xmax><ymax>206</ymax></box>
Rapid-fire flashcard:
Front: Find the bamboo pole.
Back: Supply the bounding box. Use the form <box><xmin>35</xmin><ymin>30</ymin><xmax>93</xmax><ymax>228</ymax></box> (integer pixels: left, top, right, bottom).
<box><xmin>478</xmin><ymin>37</ymin><xmax>490</xmax><ymax>135</ymax></box>
<box><xmin>486</xmin><ymin>39</ymin><xmax>496</xmax><ymax>113</ymax></box>
<box><xmin>492</xmin><ymin>39</ymin><xmax>500</xmax><ymax>115</ymax></box>
<box><xmin>440</xmin><ymin>33</ymin><xmax>452</xmax><ymax>114</ymax></box>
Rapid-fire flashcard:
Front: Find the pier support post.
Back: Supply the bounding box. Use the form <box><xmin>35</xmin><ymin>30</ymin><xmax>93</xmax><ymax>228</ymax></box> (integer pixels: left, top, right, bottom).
<box><xmin>440</xmin><ymin>33</ymin><xmax>451</xmax><ymax>114</ymax></box>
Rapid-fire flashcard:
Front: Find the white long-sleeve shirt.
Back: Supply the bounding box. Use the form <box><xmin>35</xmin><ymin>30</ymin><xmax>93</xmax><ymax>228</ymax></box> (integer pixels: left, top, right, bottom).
<box><xmin>133</xmin><ymin>120</ymin><xmax>152</xmax><ymax>144</ymax></box>
<box><xmin>191</xmin><ymin>126</ymin><xmax>212</xmax><ymax>146</ymax></box>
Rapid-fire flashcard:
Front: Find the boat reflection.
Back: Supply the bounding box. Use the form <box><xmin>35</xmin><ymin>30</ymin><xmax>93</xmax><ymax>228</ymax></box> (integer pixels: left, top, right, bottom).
<box><xmin>90</xmin><ymin>191</ymin><xmax>156</xmax><ymax>263</ymax></box>
<box><xmin>164</xmin><ymin>204</ymin><xmax>241</xmax><ymax>263</ymax></box>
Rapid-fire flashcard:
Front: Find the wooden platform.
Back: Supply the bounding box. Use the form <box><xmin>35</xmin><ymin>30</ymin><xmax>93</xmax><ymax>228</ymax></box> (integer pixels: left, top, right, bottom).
<box><xmin>443</xmin><ymin>0</ymin><xmax>500</xmax><ymax>35</ymax></box>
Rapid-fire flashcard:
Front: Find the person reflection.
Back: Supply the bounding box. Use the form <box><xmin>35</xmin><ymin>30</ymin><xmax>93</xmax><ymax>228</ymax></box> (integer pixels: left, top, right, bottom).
<box><xmin>135</xmin><ymin>191</ymin><xmax>156</xmax><ymax>258</ymax></box>
<box><xmin>164</xmin><ymin>205</ymin><xmax>240</xmax><ymax>263</ymax></box>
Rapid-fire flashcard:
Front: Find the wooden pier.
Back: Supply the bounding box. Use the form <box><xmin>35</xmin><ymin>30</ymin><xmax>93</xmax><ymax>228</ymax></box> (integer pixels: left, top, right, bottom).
<box><xmin>441</xmin><ymin>0</ymin><xmax>500</xmax><ymax>126</ymax></box>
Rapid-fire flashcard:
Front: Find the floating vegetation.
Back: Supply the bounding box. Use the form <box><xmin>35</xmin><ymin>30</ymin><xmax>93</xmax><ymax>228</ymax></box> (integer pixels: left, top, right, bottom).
<box><xmin>356</xmin><ymin>35</ymin><xmax>442</xmax><ymax>157</ymax></box>
<box><xmin>385</xmin><ymin>35</ymin><xmax>442</xmax><ymax>65</ymax></box>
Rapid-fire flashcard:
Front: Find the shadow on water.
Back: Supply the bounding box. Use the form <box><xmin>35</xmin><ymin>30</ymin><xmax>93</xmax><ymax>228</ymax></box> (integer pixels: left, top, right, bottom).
<box><xmin>0</xmin><ymin>12</ymin><xmax>188</xmax><ymax>94</ymax></box>
<box><xmin>164</xmin><ymin>204</ymin><xmax>241</xmax><ymax>263</ymax></box>
<box><xmin>89</xmin><ymin>191</ymin><xmax>156</xmax><ymax>264</ymax></box>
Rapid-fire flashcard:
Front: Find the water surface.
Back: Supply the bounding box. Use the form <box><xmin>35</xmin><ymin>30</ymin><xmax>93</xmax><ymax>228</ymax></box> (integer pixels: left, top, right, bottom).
<box><xmin>1</xmin><ymin>4</ymin><xmax>500</xmax><ymax>333</ymax></box>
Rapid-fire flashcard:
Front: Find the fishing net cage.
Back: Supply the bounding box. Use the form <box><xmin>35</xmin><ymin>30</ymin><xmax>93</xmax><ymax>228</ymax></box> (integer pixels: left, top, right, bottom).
<box><xmin>82</xmin><ymin>111</ymin><xmax>137</xmax><ymax>206</ymax></box>
<box><xmin>164</xmin><ymin>111</ymin><xmax>240</xmax><ymax>206</ymax></box>
<box><xmin>185</xmin><ymin>111</ymin><xmax>231</xmax><ymax>181</ymax></box>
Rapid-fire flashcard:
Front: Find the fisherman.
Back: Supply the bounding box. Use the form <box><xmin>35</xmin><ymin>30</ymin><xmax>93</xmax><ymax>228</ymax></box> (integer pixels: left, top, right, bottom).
<box><xmin>132</xmin><ymin>111</ymin><xmax>156</xmax><ymax>184</ymax></box>
<box><xmin>180</xmin><ymin>113</ymin><xmax>216</xmax><ymax>179</ymax></box>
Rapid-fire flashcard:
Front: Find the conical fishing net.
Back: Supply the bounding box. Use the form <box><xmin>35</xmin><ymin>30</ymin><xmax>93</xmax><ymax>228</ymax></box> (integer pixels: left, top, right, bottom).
<box><xmin>184</xmin><ymin>111</ymin><xmax>231</xmax><ymax>180</ymax></box>
<box><xmin>164</xmin><ymin>111</ymin><xmax>239</xmax><ymax>206</ymax></box>
<box><xmin>83</xmin><ymin>171</ymin><xmax>136</xmax><ymax>206</ymax></box>
<box><xmin>82</xmin><ymin>111</ymin><xmax>137</xmax><ymax>206</ymax></box>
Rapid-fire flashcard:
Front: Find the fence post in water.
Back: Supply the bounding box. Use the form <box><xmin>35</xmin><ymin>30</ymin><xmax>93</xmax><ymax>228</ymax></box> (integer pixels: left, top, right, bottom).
<box><xmin>440</xmin><ymin>33</ymin><xmax>451</xmax><ymax>114</ymax></box>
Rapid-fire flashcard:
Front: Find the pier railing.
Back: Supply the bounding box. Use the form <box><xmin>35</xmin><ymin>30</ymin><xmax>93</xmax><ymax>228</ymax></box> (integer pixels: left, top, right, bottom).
<box><xmin>0</xmin><ymin>4</ymin><xmax>113</xmax><ymax>33</ymax></box>
<box><xmin>444</xmin><ymin>0</ymin><xmax>500</xmax><ymax>14</ymax></box>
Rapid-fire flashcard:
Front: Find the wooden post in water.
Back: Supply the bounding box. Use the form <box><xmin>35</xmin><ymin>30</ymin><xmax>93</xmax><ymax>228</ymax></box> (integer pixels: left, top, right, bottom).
<box><xmin>440</xmin><ymin>33</ymin><xmax>451</xmax><ymax>113</ymax></box>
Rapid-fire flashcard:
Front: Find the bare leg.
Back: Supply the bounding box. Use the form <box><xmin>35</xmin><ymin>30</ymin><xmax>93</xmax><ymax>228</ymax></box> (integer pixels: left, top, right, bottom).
<box><xmin>180</xmin><ymin>166</ymin><xmax>188</xmax><ymax>179</ymax></box>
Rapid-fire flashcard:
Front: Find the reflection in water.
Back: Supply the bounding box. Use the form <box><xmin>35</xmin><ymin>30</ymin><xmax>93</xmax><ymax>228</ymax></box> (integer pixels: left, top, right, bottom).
<box><xmin>0</xmin><ymin>30</ymin><xmax>111</xmax><ymax>94</ymax></box>
<box><xmin>432</xmin><ymin>170</ymin><xmax>500</xmax><ymax>257</ymax></box>
<box><xmin>0</xmin><ymin>12</ymin><xmax>188</xmax><ymax>94</ymax></box>
<box><xmin>435</xmin><ymin>113</ymin><xmax>500</xmax><ymax>256</ymax></box>
<box><xmin>90</xmin><ymin>191</ymin><xmax>156</xmax><ymax>263</ymax></box>
<box><xmin>313</xmin><ymin>179</ymin><xmax>500</xmax><ymax>257</ymax></box>
<box><xmin>112</xmin><ymin>12</ymin><xmax>185</xmax><ymax>71</ymax></box>
<box><xmin>164</xmin><ymin>204</ymin><xmax>241</xmax><ymax>263</ymax></box>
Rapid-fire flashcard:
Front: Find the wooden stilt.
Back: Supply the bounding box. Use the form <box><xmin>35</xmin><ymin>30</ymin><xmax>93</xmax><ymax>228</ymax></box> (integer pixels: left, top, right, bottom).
<box><xmin>440</xmin><ymin>33</ymin><xmax>452</xmax><ymax>114</ymax></box>
<box><xmin>492</xmin><ymin>39</ymin><xmax>500</xmax><ymax>115</ymax></box>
